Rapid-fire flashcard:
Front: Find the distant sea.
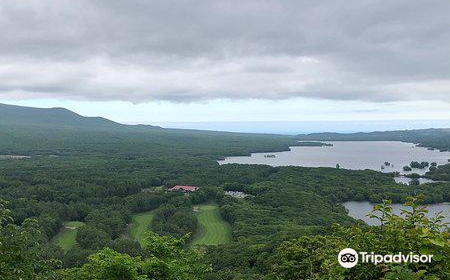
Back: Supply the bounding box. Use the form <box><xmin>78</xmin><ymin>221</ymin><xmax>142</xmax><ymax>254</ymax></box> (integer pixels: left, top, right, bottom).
<box><xmin>134</xmin><ymin>120</ymin><xmax>450</xmax><ymax>135</ymax></box>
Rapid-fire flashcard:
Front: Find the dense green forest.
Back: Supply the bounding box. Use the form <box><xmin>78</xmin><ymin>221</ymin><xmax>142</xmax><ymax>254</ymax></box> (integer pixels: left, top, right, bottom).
<box><xmin>0</xmin><ymin>104</ymin><xmax>449</xmax><ymax>279</ymax></box>
<box><xmin>426</xmin><ymin>163</ymin><xmax>450</xmax><ymax>181</ymax></box>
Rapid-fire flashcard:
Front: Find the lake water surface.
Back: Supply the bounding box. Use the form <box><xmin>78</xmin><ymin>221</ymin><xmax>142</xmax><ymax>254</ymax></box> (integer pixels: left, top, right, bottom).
<box><xmin>343</xmin><ymin>201</ymin><xmax>450</xmax><ymax>226</ymax></box>
<box><xmin>219</xmin><ymin>141</ymin><xmax>450</xmax><ymax>223</ymax></box>
<box><xmin>218</xmin><ymin>141</ymin><xmax>450</xmax><ymax>175</ymax></box>
<box><xmin>394</xmin><ymin>177</ymin><xmax>438</xmax><ymax>185</ymax></box>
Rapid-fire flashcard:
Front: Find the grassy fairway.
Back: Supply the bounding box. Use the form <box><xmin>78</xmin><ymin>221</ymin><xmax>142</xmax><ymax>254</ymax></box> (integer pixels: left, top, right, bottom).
<box><xmin>192</xmin><ymin>204</ymin><xmax>232</xmax><ymax>246</ymax></box>
<box><xmin>53</xmin><ymin>221</ymin><xmax>85</xmax><ymax>252</ymax></box>
<box><xmin>129</xmin><ymin>210</ymin><xmax>155</xmax><ymax>246</ymax></box>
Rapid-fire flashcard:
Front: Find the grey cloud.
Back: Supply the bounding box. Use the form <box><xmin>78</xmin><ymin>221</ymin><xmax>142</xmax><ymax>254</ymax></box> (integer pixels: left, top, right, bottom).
<box><xmin>0</xmin><ymin>0</ymin><xmax>450</xmax><ymax>102</ymax></box>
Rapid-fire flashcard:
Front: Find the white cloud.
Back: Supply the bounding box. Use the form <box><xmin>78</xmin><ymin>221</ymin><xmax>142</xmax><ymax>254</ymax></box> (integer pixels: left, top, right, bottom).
<box><xmin>0</xmin><ymin>0</ymin><xmax>450</xmax><ymax>103</ymax></box>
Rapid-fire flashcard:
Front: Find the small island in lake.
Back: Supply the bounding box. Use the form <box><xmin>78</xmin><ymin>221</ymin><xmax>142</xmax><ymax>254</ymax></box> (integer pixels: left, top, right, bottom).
<box><xmin>0</xmin><ymin>154</ymin><xmax>31</xmax><ymax>160</ymax></box>
<box><xmin>297</xmin><ymin>141</ymin><xmax>333</xmax><ymax>147</ymax></box>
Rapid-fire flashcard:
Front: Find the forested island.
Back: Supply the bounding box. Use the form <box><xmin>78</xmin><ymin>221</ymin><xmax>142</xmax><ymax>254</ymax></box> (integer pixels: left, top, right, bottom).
<box><xmin>296</xmin><ymin>141</ymin><xmax>333</xmax><ymax>146</ymax></box>
<box><xmin>0</xmin><ymin>103</ymin><xmax>449</xmax><ymax>279</ymax></box>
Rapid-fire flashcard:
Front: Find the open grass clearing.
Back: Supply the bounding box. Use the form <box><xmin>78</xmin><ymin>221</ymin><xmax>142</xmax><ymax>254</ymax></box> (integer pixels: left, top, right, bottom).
<box><xmin>53</xmin><ymin>221</ymin><xmax>85</xmax><ymax>252</ymax></box>
<box><xmin>192</xmin><ymin>203</ymin><xmax>232</xmax><ymax>246</ymax></box>
<box><xmin>129</xmin><ymin>210</ymin><xmax>155</xmax><ymax>246</ymax></box>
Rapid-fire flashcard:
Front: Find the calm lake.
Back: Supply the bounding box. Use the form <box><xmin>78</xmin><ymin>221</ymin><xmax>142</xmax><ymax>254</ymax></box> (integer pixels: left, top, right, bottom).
<box><xmin>343</xmin><ymin>201</ymin><xmax>450</xmax><ymax>226</ymax></box>
<box><xmin>218</xmin><ymin>141</ymin><xmax>450</xmax><ymax>224</ymax></box>
<box><xmin>218</xmin><ymin>141</ymin><xmax>450</xmax><ymax>175</ymax></box>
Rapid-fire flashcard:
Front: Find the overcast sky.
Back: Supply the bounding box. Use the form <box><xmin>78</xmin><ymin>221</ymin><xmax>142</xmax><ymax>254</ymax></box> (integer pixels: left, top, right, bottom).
<box><xmin>1</xmin><ymin>0</ymin><xmax>450</xmax><ymax>130</ymax></box>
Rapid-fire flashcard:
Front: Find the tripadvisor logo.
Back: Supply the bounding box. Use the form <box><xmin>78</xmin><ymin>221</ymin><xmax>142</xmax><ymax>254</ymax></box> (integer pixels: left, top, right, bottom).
<box><xmin>338</xmin><ymin>248</ymin><xmax>358</xmax><ymax>268</ymax></box>
<box><xmin>338</xmin><ymin>248</ymin><xmax>433</xmax><ymax>268</ymax></box>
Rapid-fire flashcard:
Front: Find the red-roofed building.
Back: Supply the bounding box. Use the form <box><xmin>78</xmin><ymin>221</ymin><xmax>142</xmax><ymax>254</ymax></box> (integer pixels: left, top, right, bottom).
<box><xmin>169</xmin><ymin>185</ymin><xmax>199</xmax><ymax>192</ymax></box>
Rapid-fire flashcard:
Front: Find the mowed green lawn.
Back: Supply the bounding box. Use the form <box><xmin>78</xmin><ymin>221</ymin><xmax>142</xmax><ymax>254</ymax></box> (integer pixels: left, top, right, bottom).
<box><xmin>192</xmin><ymin>204</ymin><xmax>232</xmax><ymax>246</ymax></box>
<box><xmin>129</xmin><ymin>210</ymin><xmax>155</xmax><ymax>246</ymax></box>
<box><xmin>53</xmin><ymin>221</ymin><xmax>85</xmax><ymax>252</ymax></box>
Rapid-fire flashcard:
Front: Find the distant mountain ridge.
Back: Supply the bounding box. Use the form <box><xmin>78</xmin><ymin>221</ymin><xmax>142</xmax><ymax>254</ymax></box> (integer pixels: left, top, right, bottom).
<box><xmin>297</xmin><ymin>128</ymin><xmax>450</xmax><ymax>140</ymax></box>
<box><xmin>1</xmin><ymin>102</ymin><xmax>449</xmax><ymax>152</ymax></box>
<box><xmin>0</xmin><ymin>103</ymin><xmax>159</xmax><ymax>130</ymax></box>
<box><xmin>297</xmin><ymin>128</ymin><xmax>450</xmax><ymax>152</ymax></box>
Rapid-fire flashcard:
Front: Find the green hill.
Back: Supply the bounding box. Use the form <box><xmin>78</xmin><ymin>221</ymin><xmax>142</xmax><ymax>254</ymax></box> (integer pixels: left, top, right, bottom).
<box><xmin>0</xmin><ymin>103</ymin><xmax>298</xmax><ymax>157</ymax></box>
<box><xmin>0</xmin><ymin>102</ymin><xmax>125</xmax><ymax>130</ymax></box>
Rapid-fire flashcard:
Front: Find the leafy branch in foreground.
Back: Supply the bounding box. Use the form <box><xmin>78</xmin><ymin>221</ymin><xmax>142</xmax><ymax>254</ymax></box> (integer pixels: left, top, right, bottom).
<box><xmin>59</xmin><ymin>232</ymin><xmax>211</xmax><ymax>280</ymax></box>
<box><xmin>267</xmin><ymin>196</ymin><xmax>449</xmax><ymax>280</ymax></box>
<box><xmin>0</xmin><ymin>199</ymin><xmax>60</xmax><ymax>280</ymax></box>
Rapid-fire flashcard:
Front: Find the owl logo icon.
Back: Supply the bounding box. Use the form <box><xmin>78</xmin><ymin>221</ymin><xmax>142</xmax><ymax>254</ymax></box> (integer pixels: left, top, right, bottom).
<box><xmin>338</xmin><ymin>248</ymin><xmax>358</xmax><ymax>268</ymax></box>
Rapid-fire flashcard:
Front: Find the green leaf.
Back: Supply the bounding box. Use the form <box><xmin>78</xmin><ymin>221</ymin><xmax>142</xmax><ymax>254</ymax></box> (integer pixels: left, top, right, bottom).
<box><xmin>432</xmin><ymin>254</ymin><xmax>443</xmax><ymax>261</ymax></box>
<box><xmin>429</xmin><ymin>239</ymin><xmax>445</xmax><ymax>247</ymax></box>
